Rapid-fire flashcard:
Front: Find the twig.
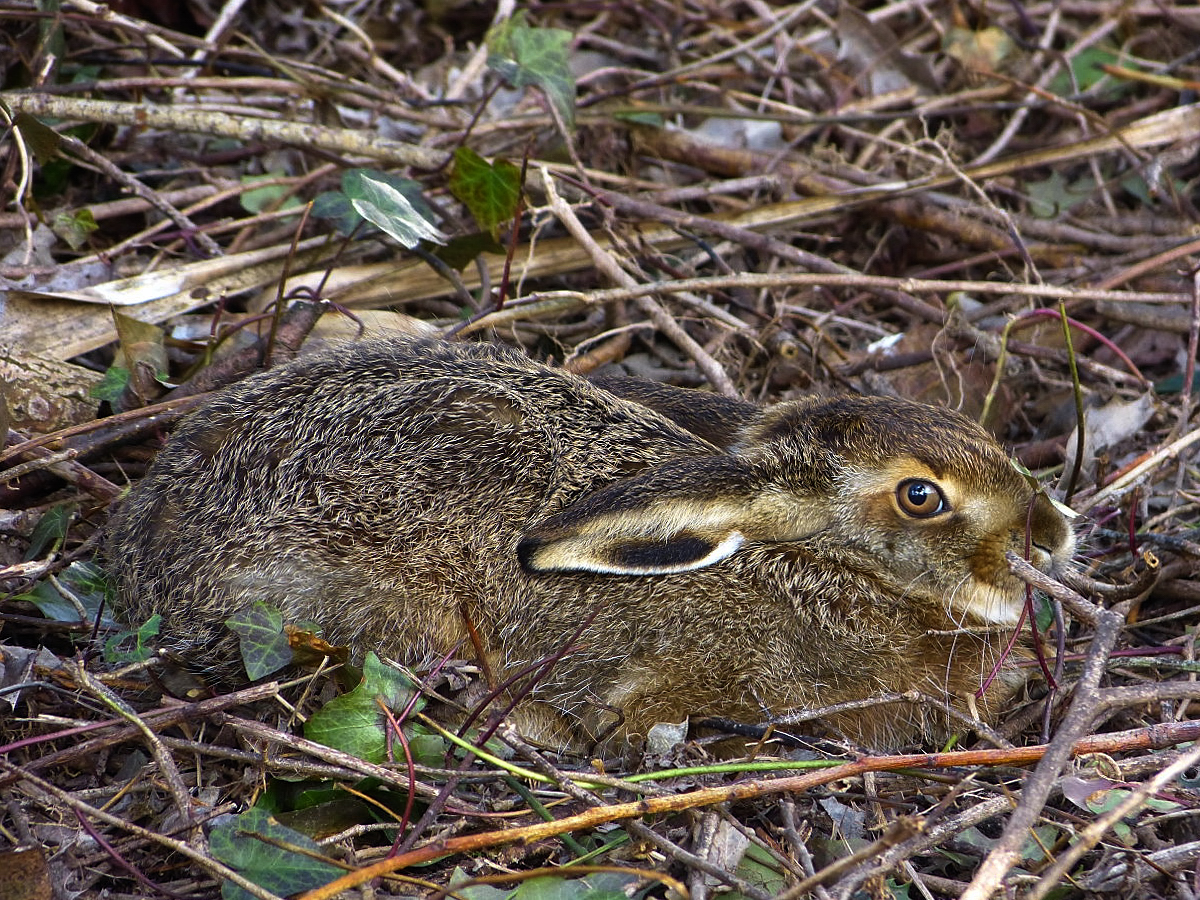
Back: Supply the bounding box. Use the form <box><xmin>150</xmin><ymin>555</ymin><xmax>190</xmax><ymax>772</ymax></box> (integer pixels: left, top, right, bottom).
<box><xmin>959</xmin><ymin>560</ymin><xmax>1127</xmax><ymax>900</ymax></box>
<box><xmin>0</xmin><ymin>681</ymin><xmax>281</xmax><ymax>782</ymax></box>
<box><xmin>777</xmin><ymin>817</ymin><xmax>923</xmax><ymax>899</ymax></box>
<box><xmin>75</xmin><ymin>664</ymin><xmax>199</xmax><ymax>843</ymax></box>
<box><xmin>0</xmin><ymin>759</ymin><xmax>286</xmax><ymax>900</ymax></box>
<box><xmin>57</xmin><ymin>132</ymin><xmax>222</xmax><ymax>257</ymax></box>
<box><xmin>779</xmin><ymin>800</ymin><xmax>834</xmax><ymax>900</ymax></box>
<box><xmin>499</xmin><ymin>725</ymin><xmax>759</xmax><ymax>899</ymax></box>
<box><xmin>3</xmin><ymin>430</ymin><xmax>121</xmax><ymax>501</ymax></box>
<box><xmin>3</xmin><ymin>94</ymin><xmax>448</xmax><ymax>168</ymax></box>
<box><xmin>829</xmin><ymin>794</ymin><xmax>1017</xmax><ymax>900</ymax></box>
<box><xmin>586</xmin><ymin>184</ymin><xmax>946</xmax><ymax>323</ymax></box>
<box><xmin>539</xmin><ymin>167</ymin><xmax>739</xmax><ymax>397</ymax></box>
<box><xmin>511</xmin><ymin>272</ymin><xmax>1187</xmax><ymax>310</ymax></box>
<box><xmin>1026</xmin><ymin>743</ymin><xmax>1200</xmax><ymax>900</ymax></box>
<box><xmin>168</xmin><ymin>298</ymin><xmax>326</xmax><ymax>397</ymax></box>
<box><xmin>1080</xmin><ymin>427</ymin><xmax>1200</xmax><ymax>512</ymax></box>
<box><xmin>62</xmin><ymin>0</ymin><xmax>190</xmax><ymax>57</ymax></box>
<box><xmin>296</xmin><ymin>720</ymin><xmax>1200</xmax><ymax>900</ymax></box>
<box><xmin>769</xmin><ymin>689</ymin><xmax>1013</xmax><ymax>749</ymax></box>
<box><xmin>215</xmin><ymin>715</ymin><xmax>453</xmax><ymax>803</ymax></box>
<box><xmin>1172</xmin><ymin>268</ymin><xmax>1200</xmax><ymax>508</ymax></box>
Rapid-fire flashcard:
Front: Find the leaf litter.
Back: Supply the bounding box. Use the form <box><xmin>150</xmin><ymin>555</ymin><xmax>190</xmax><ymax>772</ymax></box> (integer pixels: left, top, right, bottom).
<box><xmin>1</xmin><ymin>2</ymin><xmax>1200</xmax><ymax>898</ymax></box>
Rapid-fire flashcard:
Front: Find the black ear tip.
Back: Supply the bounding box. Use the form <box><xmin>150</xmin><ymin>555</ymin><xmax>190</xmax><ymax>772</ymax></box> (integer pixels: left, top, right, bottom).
<box><xmin>516</xmin><ymin>536</ymin><xmax>541</xmax><ymax>571</ymax></box>
<box><xmin>611</xmin><ymin>535</ymin><xmax>715</xmax><ymax>570</ymax></box>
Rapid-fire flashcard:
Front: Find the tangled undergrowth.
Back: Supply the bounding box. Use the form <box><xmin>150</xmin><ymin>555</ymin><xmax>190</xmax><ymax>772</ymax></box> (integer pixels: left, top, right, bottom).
<box><xmin>1</xmin><ymin>1</ymin><xmax>1200</xmax><ymax>898</ymax></box>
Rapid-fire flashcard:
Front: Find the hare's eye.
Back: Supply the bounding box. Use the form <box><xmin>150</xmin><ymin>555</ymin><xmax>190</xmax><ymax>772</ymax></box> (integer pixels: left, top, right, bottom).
<box><xmin>896</xmin><ymin>479</ymin><xmax>947</xmax><ymax>518</ymax></box>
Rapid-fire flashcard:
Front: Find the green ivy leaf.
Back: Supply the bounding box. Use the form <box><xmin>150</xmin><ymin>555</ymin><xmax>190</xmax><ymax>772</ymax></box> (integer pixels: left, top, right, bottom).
<box><xmin>1049</xmin><ymin>43</ymin><xmax>1132</xmax><ymax>97</ymax></box>
<box><xmin>20</xmin><ymin>582</ymin><xmax>81</xmax><ymax>625</ymax></box>
<box><xmin>1033</xmin><ymin>595</ymin><xmax>1056</xmax><ymax>632</ymax></box>
<box><xmin>1017</xmin><ymin>824</ymin><xmax>1058</xmax><ymax>865</ymax></box>
<box><xmin>955</xmin><ymin>825</ymin><xmax>998</xmax><ymax>853</ymax></box>
<box><xmin>1022</xmin><ymin>172</ymin><xmax>1099</xmax><ymax>222</ymax></box>
<box><xmin>209</xmin><ymin>807</ymin><xmax>344</xmax><ymax>900</ymax></box>
<box><xmin>89</xmin><ymin>365</ymin><xmax>130</xmax><ymax>404</ymax></box>
<box><xmin>1026</xmin><ymin>170</ymin><xmax>1096</xmax><ymax>219</ymax></box>
<box><xmin>448</xmin><ymin>147</ymin><xmax>522</xmax><ymax>238</ymax></box>
<box><xmin>732</xmin><ymin>842</ymin><xmax>788</xmax><ymax>897</ymax></box>
<box><xmin>239</xmin><ymin>174</ymin><xmax>303</xmax><ymax>214</ymax></box>
<box><xmin>1121</xmin><ymin>170</ymin><xmax>1187</xmax><ymax>208</ymax></box>
<box><xmin>51</xmin><ymin>207</ymin><xmax>97</xmax><ymax>250</ymax></box>
<box><xmin>63</xmin><ymin>560</ymin><xmax>111</xmax><ymax>604</ymax></box>
<box><xmin>446</xmin><ymin>871</ymin><xmax>644</xmax><ymax>900</ymax></box>
<box><xmin>24</xmin><ymin>502</ymin><xmax>77</xmax><ymax>560</ymax></box>
<box><xmin>226</xmin><ymin>601</ymin><xmax>293</xmax><ymax>680</ymax></box>
<box><xmin>104</xmin><ymin>614</ymin><xmax>161</xmax><ymax>664</ymax></box>
<box><xmin>21</xmin><ymin>560</ymin><xmax>113</xmax><ymax>628</ymax></box>
<box><xmin>256</xmin><ymin>779</ymin><xmax>340</xmax><ymax>817</ymax></box>
<box><xmin>344</xmin><ymin>170</ymin><xmax>445</xmax><ymax>248</ymax></box>
<box><xmin>313</xmin><ymin>169</ymin><xmax>440</xmax><ymax>237</ymax></box>
<box><xmin>435</xmin><ymin>231</ymin><xmax>508</xmax><ymax>271</ymax></box>
<box><xmin>13</xmin><ymin>112</ymin><xmax>62</xmax><ymax>166</ymax></box>
<box><xmin>304</xmin><ymin>653</ymin><xmax>426</xmax><ymax>763</ymax></box>
<box><xmin>310</xmin><ymin>190</ymin><xmax>358</xmax><ymax>236</ymax></box>
<box><xmin>112</xmin><ymin>310</ymin><xmax>169</xmax><ymax>389</ymax></box>
<box><xmin>446</xmin><ymin>867</ymin><xmax>510</xmax><ymax>900</ymax></box>
<box><xmin>487</xmin><ymin>11</ymin><xmax>576</xmax><ymax>129</ymax></box>
<box><xmin>1008</xmin><ymin>458</ymin><xmax>1077</xmax><ymax>519</ymax></box>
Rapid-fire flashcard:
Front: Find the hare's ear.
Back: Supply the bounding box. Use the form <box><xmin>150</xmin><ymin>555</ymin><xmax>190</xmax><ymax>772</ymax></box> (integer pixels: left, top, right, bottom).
<box><xmin>518</xmin><ymin>457</ymin><xmax>829</xmax><ymax>576</ymax></box>
<box><xmin>589</xmin><ymin>374</ymin><xmax>759</xmax><ymax>449</ymax></box>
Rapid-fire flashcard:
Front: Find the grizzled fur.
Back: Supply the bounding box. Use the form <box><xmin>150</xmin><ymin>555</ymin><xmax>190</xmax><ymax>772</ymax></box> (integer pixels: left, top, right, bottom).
<box><xmin>106</xmin><ymin>338</ymin><xmax>1074</xmax><ymax>750</ymax></box>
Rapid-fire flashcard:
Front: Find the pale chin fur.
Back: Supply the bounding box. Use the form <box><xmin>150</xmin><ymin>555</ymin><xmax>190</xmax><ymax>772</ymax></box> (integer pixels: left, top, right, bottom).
<box><xmin>949</xmin><ymin>583</ymin><xmax>1027</xmax><ymax>625</ymax></box>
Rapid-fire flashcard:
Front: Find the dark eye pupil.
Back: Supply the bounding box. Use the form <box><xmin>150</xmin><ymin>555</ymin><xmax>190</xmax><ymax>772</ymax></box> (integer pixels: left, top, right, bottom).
<box><xmin>898</xmin><ymin>479</ymin><xmax>945</xmax><ymax>517</ymax></box>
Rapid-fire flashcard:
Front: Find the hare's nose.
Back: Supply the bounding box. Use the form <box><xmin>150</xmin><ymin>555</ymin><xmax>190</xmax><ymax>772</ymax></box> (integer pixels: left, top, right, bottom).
<box><xmin>1029</xmin><ymin>542</ymin><xmax>1055</xmax><ymax>571</ymax></box>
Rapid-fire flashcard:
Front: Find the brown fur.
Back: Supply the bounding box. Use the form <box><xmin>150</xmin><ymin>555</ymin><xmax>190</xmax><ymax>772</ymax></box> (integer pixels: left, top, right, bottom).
<box><xmin>105</xmin><ymin>338</ymin><xmax>1074</xmax><ymax>750</ymax></box>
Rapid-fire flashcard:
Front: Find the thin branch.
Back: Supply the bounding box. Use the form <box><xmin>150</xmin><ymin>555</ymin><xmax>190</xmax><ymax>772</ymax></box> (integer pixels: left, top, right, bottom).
<box><xmin>539</xmin><ymin>166</ymin><xmax>739</xmax><ymax>396</ymax></box>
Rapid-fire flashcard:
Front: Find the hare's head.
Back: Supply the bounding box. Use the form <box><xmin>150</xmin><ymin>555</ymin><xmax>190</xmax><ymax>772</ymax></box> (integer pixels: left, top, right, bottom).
<box><xmin>519</xmin><ymin>394</ymin><xmax>1074</xmax><ymax>626</ymax></box>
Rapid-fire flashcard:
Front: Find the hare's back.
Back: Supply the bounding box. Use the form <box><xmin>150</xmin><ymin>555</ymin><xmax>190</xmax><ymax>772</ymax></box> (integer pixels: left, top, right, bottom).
<box><xmin>107</xmin><ymin>340</ymin><xmax>718</xmax><ymax>620</ymax></box>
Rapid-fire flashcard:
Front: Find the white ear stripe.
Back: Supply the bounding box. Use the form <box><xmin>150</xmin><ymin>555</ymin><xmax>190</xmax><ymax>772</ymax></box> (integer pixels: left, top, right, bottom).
<box><xmin>679</xmin><ymin>530</ymin><xmax>745</xmax><ymax>571</ymax></box>
<box><xmin>598</xmin><ymin>530</ymin><xmax>746</xmax><ymax>575</ymax></box>
<box><xmin>523</xmin><ymin>530</ymin><xmax>746</xmax><ymax>576</ymax></box>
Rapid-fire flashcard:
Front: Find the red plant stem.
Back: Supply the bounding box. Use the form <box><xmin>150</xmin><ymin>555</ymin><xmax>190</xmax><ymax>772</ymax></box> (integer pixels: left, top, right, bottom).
<box><xmin>1013</xmin><ymin>308</ymin><xmax>1147</xmax><ymax>384</ymax></box>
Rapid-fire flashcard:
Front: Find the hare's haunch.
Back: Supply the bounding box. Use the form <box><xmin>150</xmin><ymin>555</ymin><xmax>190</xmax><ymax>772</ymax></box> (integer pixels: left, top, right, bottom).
<box><xmin>105</xmin><ymin>338</ymin><xmax>1074</xmax><ymax>749</ymax></box>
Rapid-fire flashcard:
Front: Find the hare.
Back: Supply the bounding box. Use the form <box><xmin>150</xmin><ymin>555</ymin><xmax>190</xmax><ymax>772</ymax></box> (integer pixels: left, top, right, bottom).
<box><xmin>105</xmin><ymin>337</ymin><xmax>1075</xmax><ymax>750</ymax></box>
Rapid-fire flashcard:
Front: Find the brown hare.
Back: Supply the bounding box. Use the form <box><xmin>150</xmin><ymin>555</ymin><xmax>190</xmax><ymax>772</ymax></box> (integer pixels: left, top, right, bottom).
<box><xmin>105</xmin><ymin>338</ymin><xmax>1074</xmax><ymax>750</ymax></box>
